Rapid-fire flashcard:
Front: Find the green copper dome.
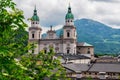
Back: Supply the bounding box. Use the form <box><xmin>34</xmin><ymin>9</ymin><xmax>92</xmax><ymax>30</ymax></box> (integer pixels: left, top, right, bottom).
<box><xmin>31</xmin><ymin>7</ymin><xmax>39</xmax><ymax>21</ymax></box>
<box><xmin>65</xmin><ymin>5</ymin><xmax>74</xmax><ymax>19</ymax></box>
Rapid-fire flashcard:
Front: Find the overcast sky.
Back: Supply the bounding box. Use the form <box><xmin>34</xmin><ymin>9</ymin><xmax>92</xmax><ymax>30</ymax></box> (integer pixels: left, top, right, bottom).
<box><xmin>14</xmin><ymin>0</ymin><xmax>120</xmax><ymax>33</ymax></box>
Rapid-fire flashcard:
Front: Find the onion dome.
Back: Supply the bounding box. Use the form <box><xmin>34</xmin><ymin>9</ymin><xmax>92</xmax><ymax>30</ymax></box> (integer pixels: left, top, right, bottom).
<box><xmin>31</xmin><ymin>6</ymin><xmax>39</xmax><ymax>21</ymax></box>
<box><xmin>65</xmin><ymin>4</ymin><xmax>74</xmax><ymax>19</ymax></box>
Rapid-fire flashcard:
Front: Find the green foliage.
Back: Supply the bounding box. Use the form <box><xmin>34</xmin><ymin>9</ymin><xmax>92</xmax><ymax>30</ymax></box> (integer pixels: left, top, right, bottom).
<box><xmin>0</xmin><ymin>0</ymin><xmax>68</xmax><ymax>80</ymax></box>
<box><xmin>0</xmin><ymin>0</ymin><xmax>28</xmax><ymax>79</ymax></box>
<box><xmin>20</xmin><ymin>48</ymin><xmax>68</xmax><ymax>80</ymax></box>
<box><xmin>87</xmin><ymin>76</ymin><xmax>93</xmax><ymax>80</ymax></box>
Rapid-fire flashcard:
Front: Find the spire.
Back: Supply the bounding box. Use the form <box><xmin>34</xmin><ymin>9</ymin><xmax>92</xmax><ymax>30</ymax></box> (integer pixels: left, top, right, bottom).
<box><xmin>65</xmin><ymin>3</ymin><xmax>74</xmax><ymax>19</ymax></box>
<box><xmin>32</xmin><ymin>5</ymin><xmax>39</xmax><ymax>21</ymax></box>
<box><xmin>34</xmin><ymin>5</ymin><xmax>37</xmax><ymax>15</ymax></box>
<box><xmin>50</xmin><ymin>25</ymin><xmax>52</xmax><ymax>30</ymax></box>
<box><xmin>68</xmin><ymin>3</ymin><xmax>71</xmax><ymax>13</ymax></box>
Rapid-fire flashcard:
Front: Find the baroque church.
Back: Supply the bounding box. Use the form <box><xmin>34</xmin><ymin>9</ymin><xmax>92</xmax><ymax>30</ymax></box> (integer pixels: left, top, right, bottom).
<box><xmin>28</xmin><ymin>5</ymin><xmax>120</xmax><ymax>80</ymax></box>
<box><xmin>28</xmin><ymin>5</ymin><xmax>94</xmax><ymax>59</ymax></box>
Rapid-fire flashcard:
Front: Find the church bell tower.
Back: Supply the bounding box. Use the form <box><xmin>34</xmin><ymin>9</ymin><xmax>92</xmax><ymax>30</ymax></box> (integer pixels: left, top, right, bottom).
<box><xmin>28</xmin><ymin>6</ymin><xmax>42</xmax><ymax>54</ymax></box>
<box><xmin>62</xmin><ymin>4</ymin><xmax>77</xmax><ymax>54</ymax></box>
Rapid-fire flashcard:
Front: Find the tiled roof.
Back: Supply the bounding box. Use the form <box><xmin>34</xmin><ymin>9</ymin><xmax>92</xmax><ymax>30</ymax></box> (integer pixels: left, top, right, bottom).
<box><xmin>89</xmin><ymin>63</ymin><xmax>120</xmax><ymax>72</ymax></box>
<box><xmin>63</xmin><ymin>63</ymin><xmax>120</xmax><ymax>73</ymax></box>
<box><xmin>56</xmin><ymin>53</ymin><xmax>90</xmax><ymax>60</ymax></box>
<box><xmin>63</xmin><ymin>63</ymin><xmax>89</xmax><ymax>73</ymax></box>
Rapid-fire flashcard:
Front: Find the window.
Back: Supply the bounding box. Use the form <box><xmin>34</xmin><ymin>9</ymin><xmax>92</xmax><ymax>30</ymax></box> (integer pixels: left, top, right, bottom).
<box><xmin>67</xmin><ymin>32</ymin><xmax>70</xmax><ymax>37</ymax></box>
<box><xmin>113</xmin><ymin>73</ymin><xmax>115</xmax><ymax>76</ymax></box>
<box><xmin>89</xmin><ymin>73</ymin><xmax>91</xmax><ymax>75</ymax></box>
<box><xmin>32</xmin><ymin>33</ymin><xmax>34</xmax><ymax>38</ymax></box>
<box><xmin>68</xmin><ymin>20</ymin><xmax>69</xmax><ymax>22</ymax></box>
<box><xmin>88</xmin><ymin>51</ymin><xmax>90</xmax><ymax>54</ymax></box>
<box><xmin>44</xmin><ymin>49</ymin><xmax>47</xmax><ymax>53</ymax></box>
<box><xmin>84</xmin><ymin>72</ymin><xmax>86</xmax><ymax>74</ymax></box>
<box><xmin>67</xmin><ymin>50</ymin><xmax>70</xmax><ymax>54</ymax></box>
<box><xmin>33</xmin><ymin>22</ymin><xmax>34</xmax><ymax>24</ymax></box>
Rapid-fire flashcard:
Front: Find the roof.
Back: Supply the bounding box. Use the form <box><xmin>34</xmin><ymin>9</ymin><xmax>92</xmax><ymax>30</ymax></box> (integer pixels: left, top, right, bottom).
<box><xmin>77</xmin><ymin>42</ymin><xmax>93</xmax><ymax>47</ymax></box>
<box><xmin>89</xmin><ymin>63</ymin><xmax>120</xmax><ymax>72</ymax></box>
<box><xmin>32</xmin><ymin>7</ymin><xmax>39</xmax><ymax>21</ymax></box>
<box><xmin>63</xmin><ymin>63</ymin><xmax>120</xmax><ymax>73</ymax></box>
<box><xmin>65</xmin><ymin>5</ymin><xmax>74</xmax><ymax>19</ymax></box>
<box><xmin>63</xmin><ymin>63</ymin><xmax>89</xmax><ymax>73</ymax></box>
<box><xmin>56</xmin><ymin>53</ymin><xmax>90</xmax><ymax>60</ymax></box>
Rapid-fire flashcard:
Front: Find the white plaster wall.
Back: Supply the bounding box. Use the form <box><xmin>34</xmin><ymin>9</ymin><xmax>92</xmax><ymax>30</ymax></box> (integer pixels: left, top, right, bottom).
<box><xmin>62</xmin><ymin>43</ymin><xmax>67</xmax><ymax>54</ymax></box>
<box><xmin>62</xmin><ymin>43</ymin><xmax>76</xmax><ymax>54</ymax></box>
<box><xmin>29</xmin><ymin>28</ymin><xmax>41</xmax><ymax>40</ymax></box>
<box><xmin>63</xmin><ymin>28</ymin><xmax>71</xmax><ymax>39</ymax></box>
<box><xmin>70</xmin><ymin>43</ymin><xmax>76</xmax><ymax>54</ymax></box>
<box><xmin>65</xmin><ymin>19</ymin><xmax>74</xmax><ymax>26</ymax></box>
<box><xmin>47</xmin><ymin>33</ymin><xmax>57</xmax><ymax>39</ymax></box>
<box><xmin>63</xmin><ymin>28</ymin><xmax>76</xmax><ymax>39</ymax></box>
<box><xmin>39</xmin><ymin>41</ymin><xmax>62</xmax><ymax>53</ymax></box>
<box><xmin>31</xmin><ymin>21</ymin><xmax>39</xmax><ymax>27</ymax></box>
<box><xmin>69</xmin><ymin>59</ymin><xmax>90</xmax><ymax>64</ymax></box>
<box><xmin>59</xmin><ymin>43</ymin><xmax>63</xmax><ymax>53</ymax></box>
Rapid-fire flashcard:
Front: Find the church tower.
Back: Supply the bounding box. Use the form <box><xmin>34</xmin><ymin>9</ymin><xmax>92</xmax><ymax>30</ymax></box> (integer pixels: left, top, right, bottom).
<box><xmin>28</xmin><ymin>6</ymin><xmax>42</xmax><ymax>54</ymax></box>
<box><xmin>63</xmin><ymin>4</ymin><xmax>77</xmax><ymax>54</ymax></box>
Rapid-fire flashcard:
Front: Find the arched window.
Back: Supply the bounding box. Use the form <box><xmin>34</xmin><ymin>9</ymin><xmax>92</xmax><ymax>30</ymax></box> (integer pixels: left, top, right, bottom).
<box><xmin>67</xmin><ymin>32</ymin><xmax>70</xmax><ymax>37</ymax></box>
<box><xmin>88</xmin><ymin>51</ymin><xmax>90</xmax><ymax>54</ymax></box>
<box><xmin>32</xmin><ymin>33</ymin><xmax>34</xmax><ymax>38</ymax></box>
<box><xmin>67</xmin><ymin>50</ymin><xmax>70</xmax><ymax>54</ymax></box>
<box><xmin>44</xmin><ymin>49</ymin><xmax>47</xmax><ymax>53</ymax></box>
<box><xmin>33</xmin><ymin>22</ymin><xmax>34</xmax><ymax>24</ymax></box>
<box><xmin>68</xmin><ymin>20</ymin><xmax>69</xmax><ymax>22</ymax></box>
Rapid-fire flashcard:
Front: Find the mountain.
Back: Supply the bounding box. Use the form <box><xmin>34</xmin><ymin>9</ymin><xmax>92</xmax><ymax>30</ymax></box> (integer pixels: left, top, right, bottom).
<box><xmin>56</xmin><ymin>18</ymin><xmax>120</xmax><ymax>54</ymax></box>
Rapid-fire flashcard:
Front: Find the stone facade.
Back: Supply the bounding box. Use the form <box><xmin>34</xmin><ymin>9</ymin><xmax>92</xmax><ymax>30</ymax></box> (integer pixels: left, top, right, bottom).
<box><xmin>28</xmin><ymin>5</ymin><xmax>94</xmax><ymax>57</ymax></box>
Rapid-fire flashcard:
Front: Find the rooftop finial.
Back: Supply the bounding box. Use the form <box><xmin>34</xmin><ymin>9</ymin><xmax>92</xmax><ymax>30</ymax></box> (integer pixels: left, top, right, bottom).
<box><xmin>68</xmin><ymin>3</ymin><xmax>71</xmax><ymax>13</ymax></box>
<box><xmin>34</xmin><ymin>5</ymin><xmax>37</xmax><ymax>15</ymax></box>
<box><xmin>50</xmin><ymin>25</ymin><xmax>52</xmax><ymax>30</ymax></box>
<box><xmin>69</xmin><ymin>2</ymin><xmax>71</xmax><ymax>8</ymax></box>
<box><xmin>35</xmin><ymin>5</ymin><xmax>36</xmax><ymax>10</ymax></box>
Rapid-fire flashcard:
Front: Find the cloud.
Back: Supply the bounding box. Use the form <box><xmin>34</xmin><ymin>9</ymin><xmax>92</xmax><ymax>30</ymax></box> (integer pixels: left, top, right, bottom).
<box><xmin>89</xmin><ymin>0</ymin><xmax>120</xmax><ymax>3</ymax></box>
<box><xmin>13</xmin><ymin>0</ymin><xmax>120</xmax><ymax>32</ymax></box>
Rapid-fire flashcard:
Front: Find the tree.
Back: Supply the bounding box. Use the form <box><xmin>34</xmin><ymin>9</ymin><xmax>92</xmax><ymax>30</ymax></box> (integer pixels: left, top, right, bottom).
<box><xmin>0</xmin><ymin>0</ymin><xmax>68</xmax><ymax>79</ymax></box>
<box><xmin>0</xmin><ymin>0</ymin><xmax>29</xmax><ymax>79</ymax></box>
<box><xmin>20</xmin><ymin>48</ymin><xmax>68</xmax><ymax>80</ymax></box>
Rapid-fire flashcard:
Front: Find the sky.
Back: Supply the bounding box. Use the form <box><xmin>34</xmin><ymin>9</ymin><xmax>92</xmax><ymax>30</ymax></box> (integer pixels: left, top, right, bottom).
<box><xmin>13</xmin><ymin>0</ymin><xmax>120</xmax><ymax>33</ymax></box>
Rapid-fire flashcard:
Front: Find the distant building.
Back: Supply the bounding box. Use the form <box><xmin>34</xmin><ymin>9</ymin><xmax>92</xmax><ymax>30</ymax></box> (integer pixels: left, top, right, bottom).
<box><xmin>96</xmin><ymin>56</ymin><xmax>118</xmax><ymax>63</ymax></box>
<box><xmin>63</xmin><ymin>63</ymin><xmax>120</xmax><ymax>79</ymax></box>
<box><xmin>28</xmin><ymin>5</ymin><xmax>94</xmax><ymax>59</ymax></box>
<box><xmin>55</xmin><ymin>53</ymin><xmax>91</xmax><ymax>64</ymax></box>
